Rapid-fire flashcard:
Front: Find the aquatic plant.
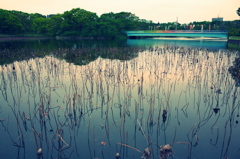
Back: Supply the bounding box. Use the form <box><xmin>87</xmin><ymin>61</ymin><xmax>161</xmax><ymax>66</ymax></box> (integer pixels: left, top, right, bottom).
<box><xmin>0</xmin><ymin>45</ymin><xmax>239</xmax><ymax>159</ymax></box>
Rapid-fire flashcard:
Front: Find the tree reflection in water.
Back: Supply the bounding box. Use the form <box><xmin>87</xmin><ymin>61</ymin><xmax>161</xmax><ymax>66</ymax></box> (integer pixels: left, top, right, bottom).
<box><xmin>228</xmin><ymin>57</ymin><xmax>240</xmax><ymax>87</ymax></box>
<box><xmin>0</xmin><ymin>42</ymin><xmax>239</xmax><ymax>159</ymax></box>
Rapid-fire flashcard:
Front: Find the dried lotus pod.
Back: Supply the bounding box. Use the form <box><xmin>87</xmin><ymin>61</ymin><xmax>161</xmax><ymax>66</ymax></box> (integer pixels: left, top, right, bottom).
<box><xmin>115</xmin><ymin>152</ymin><xmax>120</xmax><ymax>158</ymax></box>
<box><xmin>141</xmin><ymin>148</ymin><xmax>152</xmax><ymax>159</ymax></box>
<box><xmin>37</xmin><ymin>148</ymin><xmax>42</xmax><ymax>156</ymax></box>
<box><xmin>160</xmin><ymin>144</ymin><xmax>173</xmax><ymax>159</ymax></box>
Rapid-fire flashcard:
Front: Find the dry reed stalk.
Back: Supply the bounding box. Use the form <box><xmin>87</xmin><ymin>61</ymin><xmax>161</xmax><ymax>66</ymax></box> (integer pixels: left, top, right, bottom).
<box><xmin>137</xmin><ymin>119</ymin><xmax>148</xmax><ymax>145</ymax></box>
<box><xmin>32</xmin><ymin>128</ymin><xmax>39</xmax><ymax>150</ymax></box>
<box><xmin>87</xmin><ymin>116</ymin><xmax>93</xmax><ymax>159</ymax></box>
<box><xmin>103</xmin><ymin>121</ymin><xmax>116</xmax><ymax>145</ymax></box>
<box><xmin>57</xmin><ymin>134</ymin><xmax>70</xmax><ymax>151</ymax></box>
<box><xmin>117</xmin><ymin>143</ymin><xmax>142</xmax><ymax>154</ymax></box>
<box><xmin>8</xmin><ymin>104</ymin><xmax>25</xmax><ymax>148</ymax></box>
<box><xmin>92</xmin><ymin>126</ymin><xmax>96</xmax><ymax>158</ymax></box>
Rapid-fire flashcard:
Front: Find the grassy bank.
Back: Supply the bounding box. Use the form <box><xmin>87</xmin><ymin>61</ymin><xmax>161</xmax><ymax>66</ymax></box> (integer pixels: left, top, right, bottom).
<box><xmin>228</xmin><ymin>36</ymin><xmax>240</xmax><ymax>41</ymax></box>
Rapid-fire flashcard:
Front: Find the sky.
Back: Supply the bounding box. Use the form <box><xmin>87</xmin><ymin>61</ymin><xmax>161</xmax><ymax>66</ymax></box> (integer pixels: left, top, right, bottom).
<box><xmin>1</xmin><ymin>0</ymin><xmax>240</xmax><ymax>24</ymax></box>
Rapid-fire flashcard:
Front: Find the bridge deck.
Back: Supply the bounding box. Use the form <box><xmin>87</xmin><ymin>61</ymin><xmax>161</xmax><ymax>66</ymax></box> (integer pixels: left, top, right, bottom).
<box><xmin>126</xmin><ymin>30</ymin><xmax>228</xmax><ymax>38</ymax></box>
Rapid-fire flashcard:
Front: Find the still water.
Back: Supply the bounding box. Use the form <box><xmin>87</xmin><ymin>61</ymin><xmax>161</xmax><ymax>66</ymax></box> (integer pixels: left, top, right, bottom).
<box><xmin>0</xmin><ymin>38</ymin><xmax>240</xmax><ymax>159</ymax></box>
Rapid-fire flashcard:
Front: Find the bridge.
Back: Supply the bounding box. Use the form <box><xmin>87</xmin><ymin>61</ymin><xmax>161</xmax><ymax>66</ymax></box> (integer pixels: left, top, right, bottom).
<box><xmin>125</xmin><ymin>30</ymin><xmax>228</xmax><ymax>39</ymax></box>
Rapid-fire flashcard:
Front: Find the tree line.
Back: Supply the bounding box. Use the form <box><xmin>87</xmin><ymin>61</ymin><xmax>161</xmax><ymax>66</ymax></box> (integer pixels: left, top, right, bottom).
<box><xmin>0</xmin><ymin>8</ymin><xmax>239</xmax><ymax>38</ymax></box>
<box><xmin>0</xmin><ymin>8</ymin><xmax>151</xmax><ymax>38</ymax></box>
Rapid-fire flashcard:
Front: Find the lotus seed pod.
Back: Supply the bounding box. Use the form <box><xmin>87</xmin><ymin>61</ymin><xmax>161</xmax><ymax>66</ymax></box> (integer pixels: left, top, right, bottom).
<box><xmin>144</xmin><ymin>148</ymin><xmax>151</xmax><ymax>156</ymax></box>
<box><xmin>37</xmin><ymin>148</ymin><xmax>42</xmax><ymax>156</ymax></box>
<box><xmin>115</xmin><ymin>152</ymin><xmax>120</xmax><ymax>158</ymax></box>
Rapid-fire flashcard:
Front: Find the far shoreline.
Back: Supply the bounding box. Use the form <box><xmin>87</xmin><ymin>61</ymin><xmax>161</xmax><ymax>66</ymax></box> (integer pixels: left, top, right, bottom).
<box><xmin>0</xmin><ymin>34</ymin><xmax>240</xmax><ymax>43</ymax></box>
<box><xmin>0</xmin><ymin>35</ymin><xmax>125</xmax><ymax>41</ymax></box>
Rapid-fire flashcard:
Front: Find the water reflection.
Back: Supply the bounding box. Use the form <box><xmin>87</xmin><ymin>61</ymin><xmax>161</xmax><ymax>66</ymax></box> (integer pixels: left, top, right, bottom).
<box><xmin>228</xmin><ymin>57</ymin><xmax>240</xmax><ymax>87</ymax></box>
<box><xmin>0</xmin><ymin>39</ymin><xmax>140</xmax><ymax>65</ymax></box>
<box><xmin>0</xmin><ymin>41</ymin><xmax>240</xmax><ymax>159</ymax></box>
<box><xmin>0</xmin><ymin>38</ymin><xmax>238</xmax><ymax>66</ymax></box>
<box><xmin>126</xmin><ymin>38</ymin><xmax>228</xmax><ymax>49</ymax></box>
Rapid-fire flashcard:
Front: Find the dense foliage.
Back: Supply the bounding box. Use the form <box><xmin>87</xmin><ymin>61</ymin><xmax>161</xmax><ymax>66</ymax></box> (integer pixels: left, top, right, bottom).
<box><xmin>0</xmin><ymin>8</ymin><xmax>240</xmax><ymax>38</ymax></box>
<box><xmin>0</xmin><ymin>8</ymin><xmax>152</xmax><ymax>38</ymax></box>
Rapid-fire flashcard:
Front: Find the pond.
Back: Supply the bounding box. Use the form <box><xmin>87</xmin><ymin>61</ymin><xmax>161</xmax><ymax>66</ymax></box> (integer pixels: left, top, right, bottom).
<box><xmin>0</xmin><ymin>38</ymin><xmax>240</xmax><ymax>159</ymax></box>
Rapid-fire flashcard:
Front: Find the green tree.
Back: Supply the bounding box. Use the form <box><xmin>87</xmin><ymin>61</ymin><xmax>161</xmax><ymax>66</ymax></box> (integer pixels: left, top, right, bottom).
<box><xmin>11</xmin><ymin>10</ymin><xmax>32</xmax><ymax>33</ymax></box>
<box><xmin>237</xmin><ymin>8</ymin><xmax>240</xmax><ymax>16</ymax></box>
<box><xmin>115</xmin><ymin>12</ymin><xmax>138</xmax><ymax>20</ymax></box>
<box><xmin>0</xmin><ymin>9</ymin><xmax>24</xmax><ymax>34</ymax></box>
<box><xmin>99</xmin><ymin>12</ymin><xmax>117</xmax><ymax>21</ymax></box>
<box><xmin>96</xmin><ymin>22</ymin><xmax>118</xmax><ymax>38</ymax></box>
<box><xmin>32</xmin><ymin>17</ymin><xmax>49</xmax><ymax>34</ymax></box>
<box><xmin>99</xmin><ymin>12</ymin><xmax>124</xmax><ymax>34</ymax></box>
<box><xmin>137</xmin><ymin>19</ymin><xmax>151</xmax><ymax>30</ymax></box>
<box><xmin>227</xmin><ymin>20</ymin><xmax>240</xmax><ymax>36</ymax></box>
<box><xmin>60</xmin><ymin>8</ymin><xmax>98</xmax><ymax>36</ymax></box>
<box><xmin>115</xmin><ymin>12</ymin><xmax>138</xmax><ymax>30</ymax></box>
<box><xmin>28</xmin><ymin>13</ymin><xmax>46</xmax><ymax>33</ymax></box>
<box><xmin>192</xmin><ymin>21</ymin><xmax>211</xmax><ymax>30</ymax></box>
<box><xmin>0</xmin><ymin>8</ymin><xmax>163</xmax><ymax>37</ymax></box>
<box><xmin>47</xmin><ymin>14</ymin><xmax>64</xmax><ymax>36</ymax></box>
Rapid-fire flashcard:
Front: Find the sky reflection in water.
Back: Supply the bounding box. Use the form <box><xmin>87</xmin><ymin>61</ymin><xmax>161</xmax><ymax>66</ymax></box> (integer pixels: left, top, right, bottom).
<box><xmin>0</xmin><ymin>39</ymin><xmax>240</xmax><ymax>159</ymax></box>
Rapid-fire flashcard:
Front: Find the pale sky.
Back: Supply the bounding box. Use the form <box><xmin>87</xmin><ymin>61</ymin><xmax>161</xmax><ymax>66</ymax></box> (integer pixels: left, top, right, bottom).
<box><xmin>1</xmin><ymin>0</ymin><xmax>239</xmax><ymax>23</ymax></box>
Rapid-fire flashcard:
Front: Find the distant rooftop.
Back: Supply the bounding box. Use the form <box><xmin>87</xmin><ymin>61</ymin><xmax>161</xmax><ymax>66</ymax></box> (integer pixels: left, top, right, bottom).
<box><xmin>212</xmin><ymin>17</ymin><xmax>223</xmax><ymax>22</ymax></box>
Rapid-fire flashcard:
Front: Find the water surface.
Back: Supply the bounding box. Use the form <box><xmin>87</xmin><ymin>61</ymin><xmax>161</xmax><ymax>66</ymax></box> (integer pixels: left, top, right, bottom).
<box><xmin>0</xmin><ymin>38</ymin><xmax>239</xmax><ymax>159</ymax></box>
